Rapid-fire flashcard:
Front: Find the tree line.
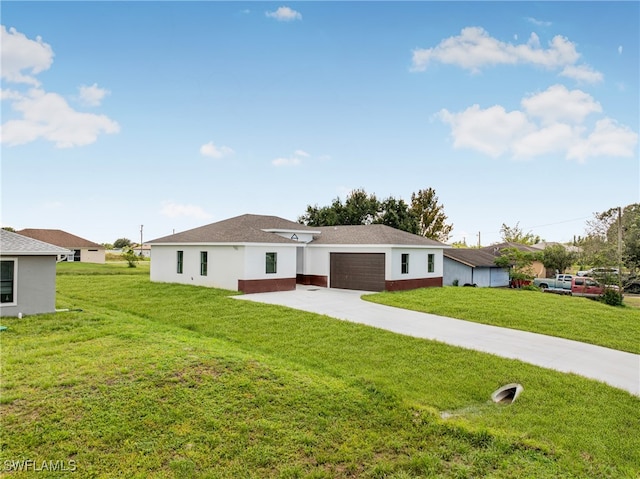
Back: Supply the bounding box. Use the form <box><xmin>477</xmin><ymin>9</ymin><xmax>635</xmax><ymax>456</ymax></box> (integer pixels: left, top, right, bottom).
<box><xmin>298</xmin><ymin>187</ymin><xmax>453</xmax><ymax>242</ymax></box>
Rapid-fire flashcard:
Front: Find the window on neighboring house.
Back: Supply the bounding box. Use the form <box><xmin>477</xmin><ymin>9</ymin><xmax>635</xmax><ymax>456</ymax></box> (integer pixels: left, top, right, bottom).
<box><xmin>177</xmin><ymin>250</ymin><xmax>184</xmax><ymax>274</ymax></box>
<box><xmin>428</xmin><ymin>254</ymin><xmax>435</xmax><ymax>273</ymax></box>
<box><xmin>73</xmin><ymin>250</ymin><xmax>81</xmax><ymax>262</ymax></box>
<box><xmin>1</xmin><ymin>260</ymin><xmax>16</xmax><ymax>304</ymax></box>
<box><xmin>200</xmin><ymin>251</ymin><xmax>208</xmax><ymax>276</ymax></box>
<box><xmin>401</xmin><ymin>253</ymin><xmax>409</xmax><ymax>274</ymax></box>
<box><xmin>266</xmin><ymin>252</ymin><xmax>277</xmax><ymax>274</ymax></box>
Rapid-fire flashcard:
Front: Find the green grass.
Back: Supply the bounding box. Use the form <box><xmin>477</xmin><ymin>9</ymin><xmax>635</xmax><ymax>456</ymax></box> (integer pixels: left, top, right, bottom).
<box><xmin>364</xmin><ymin>287</ymin><xmax>640</xmax><ymax>354</ymax></box>
<box><xmin>1</xmin><ymin>263</ymin><xmax>639</xmax><ymax>477</ymax></box>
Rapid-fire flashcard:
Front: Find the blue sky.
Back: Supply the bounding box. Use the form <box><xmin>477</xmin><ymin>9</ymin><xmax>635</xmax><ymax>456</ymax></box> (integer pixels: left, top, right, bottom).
<box><xmin>2</xmin><ymin>1</ymin><xmax>638</xmax><ymax>246</ymax></box>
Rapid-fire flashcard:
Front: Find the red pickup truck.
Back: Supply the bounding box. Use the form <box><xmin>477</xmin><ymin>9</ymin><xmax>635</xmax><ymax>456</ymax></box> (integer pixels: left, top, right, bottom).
<box><xmin>571</xmin><ymin>277</ymin><xmax>607</xmax><ymax>298</ymax></box>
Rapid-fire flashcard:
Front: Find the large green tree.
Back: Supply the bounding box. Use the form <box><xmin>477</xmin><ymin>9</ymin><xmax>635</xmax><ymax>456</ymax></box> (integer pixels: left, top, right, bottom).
<box><xmin>410</xmin><ymin>188</ymin><xmax>453</xmax><ymax>242</ymax></box>
<box><xmin>499</xmin><ymin>222</ymin><xmax>541</xmax><ymax>245</ymax></box>
<box><xmin>377</xmin><ymin>197</ymin><xmax>418</xmax><ymax>234</ymax></box>
<box><xmin>540</xmin><ymin>244</ymin><xmax>577</xmax><ymax>274</ymax></box>
<box><xmin>581</xmin><ymin>203</ymin><xmax>640</xmax><ymax>274</ymax></box>
<box><xmin>299</xmin><ymin>187</ymin><xmax>452</xmax><ymax>241</ymax></box>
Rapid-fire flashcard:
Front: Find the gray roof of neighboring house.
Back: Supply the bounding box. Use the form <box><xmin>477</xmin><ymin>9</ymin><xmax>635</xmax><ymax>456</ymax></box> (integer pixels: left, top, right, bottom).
<box><xmin>312</xmin><ymin>224</ymin><xmax>446</xmax><ymax>246</ymax></box>
<box><xmin>149</xmin><ymin>214</ymin><xmax>319</xmax><ymax>244</ymax></box>
<box><xmin>444</xmin><ymin>248</ymin><xmax>502</xmax><ymax>268</ymax></box>
<box><xmin>481</xmin><ymin>242</ymin><xmax>540</xmax><ymax>256</ymax></box>
<box><xmin>1</xmin><ymin>229</ymin><xmax>74</xmax><ymax>256</ymax></box>
<box><xmin>530</xmin><ymin>241</ymin><xmax>582</xmax><ymax>253</ymax></box>
<box><xmin>149</xmin><ymin>214</ymin><xmax>447</xmax><ymax>247</ymax></box>
<box><xmin>16</xmin><ymin>229</ymin><xmax>104</xmax><ymax>249</ymax></box>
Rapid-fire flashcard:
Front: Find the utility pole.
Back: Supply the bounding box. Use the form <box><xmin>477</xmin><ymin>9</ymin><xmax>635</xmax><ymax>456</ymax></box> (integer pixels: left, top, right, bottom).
<box><xmin>140</xmin><ymin>225</ymin><xmax>144</xmax><ymax>257</ymax></box>
<box><xmin>477</xmin><ymin>231</ymin><xmax>481</xmax><ymax>248</ymax></box>
<box><xmin>618</xmin><ymin>207</ymin><xmax>623</xmax><ymax>292</ymax></box>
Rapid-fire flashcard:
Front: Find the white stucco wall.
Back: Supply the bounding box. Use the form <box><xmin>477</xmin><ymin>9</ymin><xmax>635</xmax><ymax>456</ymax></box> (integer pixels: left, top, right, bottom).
<box><xmin>388</xmin><ymin>248</ymin><xmax>443</xmax><ymax>281</ymax></box>
<box><xmin>150</xmin><ymin>245</ymin><xmax>245</xmax><ymax>291</ymax></box>
<box><xmin>243</xmin><ymin>245</ymin><xmax>298</xmax><ymax>280</ymax></box>
<box><xmin>150</xmin><ymin>244</ymin><xmax>298</xmax><ymax>291</ymax></box>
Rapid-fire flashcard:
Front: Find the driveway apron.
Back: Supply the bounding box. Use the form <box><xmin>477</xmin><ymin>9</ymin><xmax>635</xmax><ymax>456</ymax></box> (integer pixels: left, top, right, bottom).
<box><xmin>234</xmin><ymin>285</ymin><xmax>640</xmax><ymax>396</ymax></box>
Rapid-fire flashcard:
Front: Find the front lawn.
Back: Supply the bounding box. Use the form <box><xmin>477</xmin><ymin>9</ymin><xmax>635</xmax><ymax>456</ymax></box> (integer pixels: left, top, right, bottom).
<box><xmin>1</xmin><ymin>264</ymin><xmax>638</xmax><ymax>477</ymax></box>
<box><xmin>365</xmin><ymin>287</ymin><xmax>640</xmax><ymax>354</ymax></box>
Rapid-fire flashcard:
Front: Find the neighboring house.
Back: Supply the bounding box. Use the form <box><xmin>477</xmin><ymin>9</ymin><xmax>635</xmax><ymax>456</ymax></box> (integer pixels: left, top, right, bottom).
<box><xmin>443</xmin><ymin>248</ymin><xmax>509</xmax><ymax>287</ymax></box>
<box><xmin>132</xmin><ymin>244</ymin><xmax>151</xmax><ymax>258</ymax></box>
<box><xmin>481</xmin><ymin>242</ymin><xmax>546</xmax><ymax>278</ymax></box>
<box><xmin>1</xmin><ymin>229</ymin><xmax>72</xmax><ymax>317</ymax></box>
<box><xmin>16</xmin><ymin>229</ymin><xmax>105</xmax><ymax>263</ymax></box>
<box><xmin>148</xmin><ymin>214</ymin><xmax>448</xmax><ymax>293</ymax></box>
<box><xmin>530</xmin><ymin>242</ymin><xmax>582</xmax><ymax>276</ymax></box>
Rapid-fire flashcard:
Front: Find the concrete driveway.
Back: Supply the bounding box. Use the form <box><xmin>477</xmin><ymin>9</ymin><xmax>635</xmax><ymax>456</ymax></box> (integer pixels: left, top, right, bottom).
<box><xmin>235</xmin><ymin>285</ymin><xmax>640</xmax><ymax>396</ymax></box>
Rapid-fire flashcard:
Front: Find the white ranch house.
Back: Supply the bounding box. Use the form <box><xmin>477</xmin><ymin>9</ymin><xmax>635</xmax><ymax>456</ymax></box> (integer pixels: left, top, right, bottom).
<box><xmin>149</xmin><ymin>214</ymin><xmax>448</xmax><ymax>293</ymax></box>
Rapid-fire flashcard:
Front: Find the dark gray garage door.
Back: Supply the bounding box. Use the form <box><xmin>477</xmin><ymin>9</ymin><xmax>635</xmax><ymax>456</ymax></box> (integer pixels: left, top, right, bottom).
<box><xmin>330</xmin><ymin>253</ymin><xmax>385</xmax><ymax>291</ymax></box>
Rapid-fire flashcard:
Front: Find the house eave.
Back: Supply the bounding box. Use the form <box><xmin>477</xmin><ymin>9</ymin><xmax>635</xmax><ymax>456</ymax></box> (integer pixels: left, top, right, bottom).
<box><xmin>1</xmin><ymin>250</ymin><xmax>74</xmax><ymax>256</ymax></box>
<box><xmin>307</xmin><ymin>243</ymin><xmax>446</xmax><ymax>249</ymax></box>
<box><xmin>149</xmin><ymin>242</ymin><xmax>301</xmax><ymax>248</ymax></box>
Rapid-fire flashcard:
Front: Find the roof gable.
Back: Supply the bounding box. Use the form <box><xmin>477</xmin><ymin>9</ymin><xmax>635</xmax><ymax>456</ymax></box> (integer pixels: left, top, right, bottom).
<box><xmin>16</xmin><ymin>229</ymin><xmax>103</xmax><ymax>249</ymax></box>
<box><xmin>149</xmin><ymin>214</ymin><xmax>318</xmax><ymax>244</ymax></box>
<box><xmin>1</xmin><ymin>229</ymin><xmax>73</xmax><ymax>255</ymax></box>
<box><xmin>311</xmin><ymin>224</ymin><xmax>446</xmax><ymax>247</ymax></box>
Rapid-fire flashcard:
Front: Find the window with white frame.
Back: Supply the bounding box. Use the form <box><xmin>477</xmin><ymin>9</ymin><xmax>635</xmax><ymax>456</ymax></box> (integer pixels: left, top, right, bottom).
<box><xmin>266</xmin><ymin>252</ymin><xmax>277</xmax><ymax>274</ymax></box>
<box><xmin>401</xmin><ymin>253</ymin><xmax>409</xmax><ymax>274</ymax></box>
<box><xmin>427</xmin><ymin>253</ymin><xmax>435</xmax><ymax>273</ymax></box>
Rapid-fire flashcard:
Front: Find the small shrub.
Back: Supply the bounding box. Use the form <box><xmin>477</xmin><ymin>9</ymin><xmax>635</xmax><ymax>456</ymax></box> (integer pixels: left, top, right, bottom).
<box><xmin>601</xmin><ymin>289</ymin><xmax>623</xmax><ymax>307</ymax></box>
<box><xmin>452</xmin><ymin>279</ymin><xmax>459</xmax><ymax>287</ymax></box>
<box><xmin>122</xmin><ymin>248</ymin><xmax>139</xmax><ymax>268</ymax></box>
<box><xmin>520</xmin><ymin>284</ymin><xmax>540</xmax><ymax>292</ymax></box>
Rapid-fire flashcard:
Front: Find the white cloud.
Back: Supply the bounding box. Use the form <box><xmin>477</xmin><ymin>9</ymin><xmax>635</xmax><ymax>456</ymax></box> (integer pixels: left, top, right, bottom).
<box><xmin>437</xmin><ymin>85</ymin><xmax>637</xmax><ymax>162</ymax></box>
<box><xmin>265</xmin><ymin>6</ymin><xmax>302</xmax><ymax>22</ymax></box>
<box><xmin>521</xmin><ymin>84</ymin><xmax>601</xmax><ymax>124</ymax></box>
<box><xmin>511</xmin><ymin>123</ymin><xmax>577</xmax><ymax>159</ymax></box>
<box><xmin>1</xmin><ymin>26</ymin><xmax>119</xmax><ymax>148</ymax></box>
<box><xmin>271</xmin><ymin>149</ymin><xmax>309</xmax><ymax>166</ymax></box>
<box><xmin>78</xmin><ymin>83</ymin><xmax>110</xmax><ymax>107</ymax></box>
<box><xmin>160</xmin><ymin>201</ymin><xmax>213</xmax><ymax>220</ymax></box>
<box><xmin>200</xmin><ymin>141</ymin><xmax>235</xmax><ymax>159</ymax></box>
<box><xmin>1</xmin><ymin>88</ymin><xmax>120</xmax><ymax>148</ymax></box>
<box><xmin>272</xmin><ymin>156</ymin><xmax>302</xmax><ymax>167</ymax></box>
<box><xmin>527</xmin><ymin>17</ymin><xmax>552</xmax><ymax>27</ymax></box>
<box><xmin>411</xmin><ymin>27</ymin><xmax>601</xmax><ymax>84</ymax></box>
<box><xmin>438</xmin><ymin>104</ymin><xmax>532</xmax><ymax>158</ymax></box>
<box><xmin>560</xmin><ymin>64</ymin><xmax>603</xmax><ymax>83</ymax></box>
<box><xmin>1</xmin><ymin>25</ymin><xmax>54</xmax><ymax>85</ymax></box>
<box><xmin>618</xmin><ymin>45</ymin><xmax>623</xmax><ymax>55</ymax></box>
<box><xmin>567</xmin><ymin>118</ymin><xmax>638</xmax><ymax>163</ymax></box>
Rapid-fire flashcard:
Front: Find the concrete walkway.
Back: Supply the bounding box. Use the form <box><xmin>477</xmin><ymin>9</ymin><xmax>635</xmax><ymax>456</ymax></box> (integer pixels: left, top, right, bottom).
<box><xmin>235</xmin><ymin>285</ymin><xmax>640</xmax><ymax>396</ymax></box>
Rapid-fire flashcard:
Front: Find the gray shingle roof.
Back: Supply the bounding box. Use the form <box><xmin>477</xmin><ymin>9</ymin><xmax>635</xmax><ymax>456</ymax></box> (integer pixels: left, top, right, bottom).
<box><xmin>444</xmin><ymin>248</ymin><xmax>501</xmax><ymax>267</ymax></box>
<box><xmin>16</xmin><ymin>229</ymin><xmax>103</xmax><ymax>249</ymax></box>
<box><xmin>481</xmin><ymin>242</ymin><xmax>540</xmax><ymax>256</ymax></box>
<box><xmin>312</xmin><ymin>224</ymin><xmax>446</xmax><ymax>246</ymax></box>
<box><xmin>1</xmin><ymin>229</ymin><xmax>73</xmax><ymax>255</ymax></box>
<box><xmin>149</xmin><ymin>214</ymin><xmax>447</xmax><ymax>247</ymax></box>
<box><xmin>149</xmin><ymin>214</ymin><xmax>318</xmax><ymax>244</ymax></box>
